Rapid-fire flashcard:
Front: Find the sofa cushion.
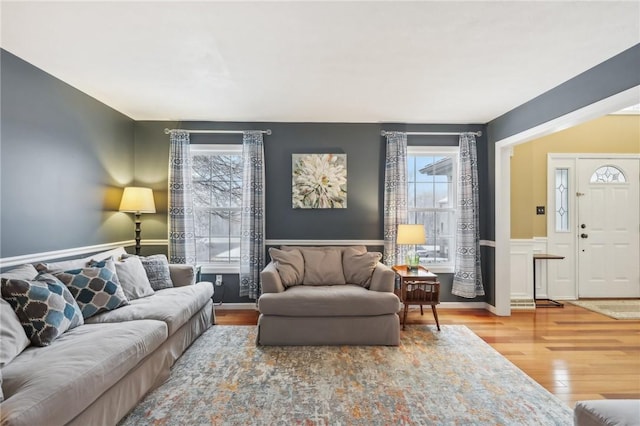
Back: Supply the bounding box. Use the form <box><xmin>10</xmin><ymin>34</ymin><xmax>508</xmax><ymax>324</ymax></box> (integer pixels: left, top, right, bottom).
<box><xmin>1</xmin><ymin>274</ymin><xmax>84</xmax><ymax>346</ymax></box>
<box><xmin>0</xmin><ymin>320</ymin><xmax>167</xmax><ymax>426</ymax></box>
<box><xmin>124</xmin><ymin>254</ymin><xmax>173</xmax><ymax>290</ymax></box>
<box><xmin>343</xmin><ymin>248</ymin><xmax>382</xmax><ymax>288</ymax></box>
<box><xmin>269</xmin><ymin>247</ymin><xmax>304</xmax><ymax>287</ymax></box>
<box><xmin>258</xmin><ymin>285</ymin><xmax>401</xmax><ymax>316</ymax></box>
<box><xmin>53</xmin><ymin>259</ymin><xmax>128</xmax><ymax>319</ymax></box>
<box><xmin>0</xmin><ymin>298</ymin><xmax>31</xmax><ymax>367</ymax></box>
<box><xmin>114</xmin><ymin>256</ymin><xmax>155</xmax><ymax>300</ymax></box>
<box><xmin>85</xmin><ymin>282</ymin><xmax>214</xmax><ymax>335</ymax></box>
<box><xmin>301</xmin><ymin>248</ymin><xmax>346</xmax><ymax>285</ymax></box>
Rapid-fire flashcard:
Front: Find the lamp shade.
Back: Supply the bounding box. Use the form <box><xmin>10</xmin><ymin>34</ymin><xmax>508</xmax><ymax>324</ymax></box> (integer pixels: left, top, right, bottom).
<box><xmin>119</xmin><ymin>187</ymin><xmax>156</xmax><ymax>213</ymax></box>
<box><xmin>396</xmin><ymin>224</ymin><xmax>426</xmax><ymax>245</ymax></box>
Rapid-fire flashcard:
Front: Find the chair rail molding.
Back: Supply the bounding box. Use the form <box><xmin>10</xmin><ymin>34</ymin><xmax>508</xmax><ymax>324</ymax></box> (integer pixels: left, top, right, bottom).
<box><xmin>0</xmin><ymin>240</ymin><xmax>135</xmax><ymax>269</ymax></box>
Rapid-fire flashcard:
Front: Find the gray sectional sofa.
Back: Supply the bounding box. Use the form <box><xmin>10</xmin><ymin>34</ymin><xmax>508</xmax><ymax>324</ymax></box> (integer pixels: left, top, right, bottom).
<box><xmin>0</xmin><ymin>247</ymin><xmax>214</xmax><ymax>426</ymax></box>
<box><xmin>258</xmin><ymin>245</ymin><xmax>401</xmax><ymax>346</ymax></box>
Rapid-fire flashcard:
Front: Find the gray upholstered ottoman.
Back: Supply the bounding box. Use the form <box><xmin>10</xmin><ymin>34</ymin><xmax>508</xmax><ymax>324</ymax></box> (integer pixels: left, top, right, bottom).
<box><xmin>574</xmin><ymin>400</ymin><xmax>640</xmax><ymax>426</ymax></box>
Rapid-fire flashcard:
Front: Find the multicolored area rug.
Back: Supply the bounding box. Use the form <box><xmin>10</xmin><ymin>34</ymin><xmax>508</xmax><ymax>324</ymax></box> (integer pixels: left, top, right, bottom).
<box><xmin>119</xmin><ymin>325</ymin><xmax>573</xmax><ymax>426</ymax></box>
<box><xmin>569</xmin><ymin>299</ymin><xmax>640</xmax><ymax>319</ymax></box>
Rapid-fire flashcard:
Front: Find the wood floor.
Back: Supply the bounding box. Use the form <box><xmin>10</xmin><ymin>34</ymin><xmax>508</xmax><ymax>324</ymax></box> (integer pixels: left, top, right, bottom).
<box><xmin>215</xmin><ymin>304</ymin><xmax>640</xmax><ymax>408</ymax></box>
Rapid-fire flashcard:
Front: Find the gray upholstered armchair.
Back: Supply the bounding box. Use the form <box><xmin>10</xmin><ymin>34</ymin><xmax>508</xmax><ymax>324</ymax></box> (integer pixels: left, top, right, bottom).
<box><xmin>257</xmin><ymin>245</ymin><xmax>401</xmax><ymax>346</ymax></box>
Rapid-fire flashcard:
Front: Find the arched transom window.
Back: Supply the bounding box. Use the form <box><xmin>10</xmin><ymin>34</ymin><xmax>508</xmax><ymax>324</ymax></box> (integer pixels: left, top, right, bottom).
<box><xmin>590</xmin><ymin>166</ymin><xmax>627</xmax><ymax>183</ymax></box>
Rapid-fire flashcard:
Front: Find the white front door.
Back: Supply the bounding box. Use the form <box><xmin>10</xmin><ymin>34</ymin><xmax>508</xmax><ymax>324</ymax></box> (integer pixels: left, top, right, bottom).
<box><xmin>577</xmin><ymin>158</ymin><xmax>640</xmax><ymax>297</ymax></box>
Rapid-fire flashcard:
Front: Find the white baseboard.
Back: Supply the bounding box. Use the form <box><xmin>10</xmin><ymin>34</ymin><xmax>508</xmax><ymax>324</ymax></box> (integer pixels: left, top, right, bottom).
<box><xmin>214</xmin><ymin>303</ymin><xmax>258</xmax><ymax>310</ymax></box>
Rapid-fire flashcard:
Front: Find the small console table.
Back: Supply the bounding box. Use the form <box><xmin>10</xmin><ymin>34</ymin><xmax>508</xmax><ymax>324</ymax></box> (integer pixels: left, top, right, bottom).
<box><xmin>533</xmin><ymin>254</ymin><xmax>565</xmax><ymax>308</ymax></box>
<box><xmin>392</xmin><ymin>265</ymin><xmax>441</xmax><ymax>331</ymax></box>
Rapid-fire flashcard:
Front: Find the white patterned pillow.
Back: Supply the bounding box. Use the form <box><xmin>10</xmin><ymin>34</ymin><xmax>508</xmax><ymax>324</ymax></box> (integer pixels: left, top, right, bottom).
<box><xmin>53</xmin><ymin>259</ymin><xmax>128</xmax><ymax>319</ymax></box>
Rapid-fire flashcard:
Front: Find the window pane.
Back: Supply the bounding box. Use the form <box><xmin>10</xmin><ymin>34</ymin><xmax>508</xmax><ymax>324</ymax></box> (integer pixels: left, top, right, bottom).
<box><xmin>414</xmin><ymin>183</ymin><xmax>433</xmax><ymax>208</ymax></box>
<box><xmin>408</xmin><ymin>182</ymin><xmax>415</xmax><ymax>208</ymax></box>
<box><xmin>434</xmin><ymin>182</ymin><xmax>449</xmax><ymax>207</ymax></box>
<box><xmin>555</xmin><ymin>168</ymin><xmax>569</xmax><ymax>232</ymax></box>
<box><xmin>194</xmin><ymin>208</ymin><xmax>211</xmax><ymax>238</ymax></box>
<box><xmin>407</xmin><ymin>156</ymin><xmax>416</xmax><ymax>182</ymax></box>
<box><xmin>415</xmin><ymin>156</ymin><xmax>434</xmax><ymax>182</ymax></box>
<box><xmin>590</xmin><ymin>166</ymin><xmax>626</xmax><ymax>183</ymax></box>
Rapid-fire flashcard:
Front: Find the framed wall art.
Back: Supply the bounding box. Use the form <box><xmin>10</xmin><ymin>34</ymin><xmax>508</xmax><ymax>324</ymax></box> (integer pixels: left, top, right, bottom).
<box><xmin>292</xmin><ymin>153</ymin><xmax>347</xmax><ymax>209</ymax></box>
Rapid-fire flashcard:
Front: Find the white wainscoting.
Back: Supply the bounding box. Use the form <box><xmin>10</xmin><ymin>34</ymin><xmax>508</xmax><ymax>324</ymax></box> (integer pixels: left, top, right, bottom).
<box><xmin>510</xmin><ymin>238</ymin><xmax>548</xmax><ymax>309</ymax></box>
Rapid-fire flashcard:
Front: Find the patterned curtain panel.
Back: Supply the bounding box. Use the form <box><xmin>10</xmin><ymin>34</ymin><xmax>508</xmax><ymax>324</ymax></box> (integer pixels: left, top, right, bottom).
<box><xmin>383</xmin><ymin>131</ymin><xmax>408</xmax><ymax>266</ymax></box>
<box><xmin>168</xmin><ymin>130</ymin><xmax>196</xmax><ymax>264</ymax></box>
<box><xmin>452</xmin><ymin>133</ymin><xmax>484</xmax><ymax>298</ymax></box>
<box><xmin>239</xmin><ymin>131</ymin><xmax>265</xmax><ymax>300</ymax></box>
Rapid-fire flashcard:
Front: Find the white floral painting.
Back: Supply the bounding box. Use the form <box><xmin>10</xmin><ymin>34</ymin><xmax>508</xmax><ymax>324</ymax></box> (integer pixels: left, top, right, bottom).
<box><xmin>292</xmin><ymin>153</ymin><xmax>347</xmax><ymax>209</ymax></box>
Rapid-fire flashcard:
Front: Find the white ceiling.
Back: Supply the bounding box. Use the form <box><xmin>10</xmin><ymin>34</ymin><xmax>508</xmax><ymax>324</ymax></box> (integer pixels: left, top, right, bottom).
<box><xmin>1</xmin><ymin>1</ymin><xmax>639</xmax><ymax>123</ymax></box>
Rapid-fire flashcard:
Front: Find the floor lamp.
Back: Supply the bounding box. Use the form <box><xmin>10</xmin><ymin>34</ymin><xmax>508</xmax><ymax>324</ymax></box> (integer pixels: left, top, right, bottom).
<box><xmin>119</xmin><ymin>187</ymin><xmax>156</xmax><ymax>255</ymax></box>
<box><xmin>397</xmin><ymin>224</ymin><xmax>426</xmax><ymax>271</ymax></box>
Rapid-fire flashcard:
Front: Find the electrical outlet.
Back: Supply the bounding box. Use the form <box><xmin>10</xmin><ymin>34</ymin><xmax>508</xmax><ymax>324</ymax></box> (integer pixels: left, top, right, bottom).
<box><xmin>215</xmin><ymin>275</ymin><xmax>223</xmax><ymax>286</ymax></box>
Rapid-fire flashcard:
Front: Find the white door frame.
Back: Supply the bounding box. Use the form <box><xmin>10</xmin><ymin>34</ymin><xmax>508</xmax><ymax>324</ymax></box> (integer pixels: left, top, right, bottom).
<box><xmin>493</xmin><ymin>85</ymin><xmax>640</xmax><ymax>316</ymax></box>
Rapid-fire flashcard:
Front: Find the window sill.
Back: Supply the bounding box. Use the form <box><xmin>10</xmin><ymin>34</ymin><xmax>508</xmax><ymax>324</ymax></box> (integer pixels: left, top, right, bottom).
<box><xmin>200</xmin><ymin>264</ymin><xmax>240</xmax><ymax>274</ymax></box>
<box><xmin>421</xmin><ymin>265</ymin><xmax>454</xmax><ymax>274</ymax></box>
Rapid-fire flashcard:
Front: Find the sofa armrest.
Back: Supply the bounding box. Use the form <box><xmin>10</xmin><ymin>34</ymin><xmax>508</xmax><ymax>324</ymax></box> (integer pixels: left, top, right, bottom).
<box><xmin>169</xmin><ymin>264</ymin><xmax>196</xmax><ymax>287</ymax></box>
<box><xmin>369</xmin><ymin>262</ymin><xmax>395</xmax><ymax>293</ymax></box>
<box><xmin>260</xmin><ymin>262</ymin><xmax>285</xmax><ymax>294</ymax></box>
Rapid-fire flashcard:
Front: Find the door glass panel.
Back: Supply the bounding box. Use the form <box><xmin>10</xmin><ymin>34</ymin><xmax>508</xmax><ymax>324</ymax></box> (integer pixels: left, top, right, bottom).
<box><xmin>590</xmin><ymin>166</ymin><xmax>626</xmax><ymax>183</ymax></box>
<box><xmin>555</xmin><ymin>168</ymin><xmax>569</xmax><ymax>232</ymax></box>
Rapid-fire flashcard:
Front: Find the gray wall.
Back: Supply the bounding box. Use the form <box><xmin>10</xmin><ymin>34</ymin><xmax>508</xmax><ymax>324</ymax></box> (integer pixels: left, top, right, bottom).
<box><xmin>134</xmin><ymin>121</ymin><xmax>486</xmax><ymax>303</ymax></box>
<box><xmin>0</xmin><ymin>49</ymin><xmax>136</xmax><ymax>257</ymax></box>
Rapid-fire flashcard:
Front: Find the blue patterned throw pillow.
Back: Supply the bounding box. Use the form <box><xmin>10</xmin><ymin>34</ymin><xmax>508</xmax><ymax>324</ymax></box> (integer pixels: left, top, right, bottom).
<box><xmin>1</xmin><ymin>273</ymin><xmax>84</xmax><ymax>346</ymax></box>
<box><xmin>53</xmin><ymin>258</ymin><xmax>128</xmax><ymax>319</ymax></box>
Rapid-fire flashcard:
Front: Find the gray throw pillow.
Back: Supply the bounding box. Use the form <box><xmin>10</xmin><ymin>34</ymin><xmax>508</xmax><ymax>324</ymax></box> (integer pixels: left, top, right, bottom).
<box><xmin>113</xmin><ymin>256</ymin><xmax>155</xmax><ymax>300</ymax></box>
<box><xmin>269</xmin><ymin>248</ymin><xmax>304</xmax><ymax>287</ymax></box>
<box><xmin>342</xmin><ymin>247</ymin><xmax>382</xmax><ymax>288</ymax></box>
<box><xmin>301</xmin><ymin>248</ymin><xmax>346</xmax><ymax>285</ymax></box>
<box><xmin>124</xmin><ymin>254</ymin><xmax>173</xmax><ymax>290</ymax></box>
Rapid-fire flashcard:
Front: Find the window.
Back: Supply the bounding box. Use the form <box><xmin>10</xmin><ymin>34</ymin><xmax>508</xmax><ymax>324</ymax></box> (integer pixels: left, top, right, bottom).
<box><xmin>590</xmin><ymin>165</ymin><xmax>626</xmax><ymax>183</ymax></box>
<box><xmin>555</xmin><ymin>168</ymin><xmax>569</xmax><ymax>232</ymax></box>
<box><xmin>407</xmin><ymin>146</ymin><xmax>458</xmax><ymax>270</ymax></box>
<box><xmin>190</xmin><ymin>145</ymin><xmax>242</xmax><ymax>268</ymax></box>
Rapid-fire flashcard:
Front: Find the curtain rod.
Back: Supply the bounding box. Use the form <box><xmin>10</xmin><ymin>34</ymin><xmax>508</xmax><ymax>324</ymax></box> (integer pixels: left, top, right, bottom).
<box><xmin>380</xmin><ymin>130</ymin><xmax>482</xmax><ymax>137</ymax></box>
<box><xmin>164</xmin><ymin>128</ymin><xmax>272</xmax><ymax>135</ymax></box>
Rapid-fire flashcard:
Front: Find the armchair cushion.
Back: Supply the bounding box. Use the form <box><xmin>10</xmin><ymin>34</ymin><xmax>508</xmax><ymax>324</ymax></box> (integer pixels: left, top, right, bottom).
<box><xmin>342</xmin><ymin>248</ymin><xmax>382</xmax><ymax>288</ymax></box>
<box><xmin>258</xmin><ymin>285</ymin><xmax>401</xmax><ymax>316</ymax></box>
<box><xmin>301</xmin><ymin>248</ymin><xmax>345</xmax><ymax>285</ymax></box>
<box><xmin>268</xmin><ymin>248</ymin><xmax>304</xmax><ymax>287</ymax></box>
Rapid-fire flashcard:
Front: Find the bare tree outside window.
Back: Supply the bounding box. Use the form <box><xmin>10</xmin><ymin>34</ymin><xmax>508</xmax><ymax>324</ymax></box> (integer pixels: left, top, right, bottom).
<box><xmin>190</xmin><ymin>149</ymin><xmax>243</xmax><ymax>264</ymax></box>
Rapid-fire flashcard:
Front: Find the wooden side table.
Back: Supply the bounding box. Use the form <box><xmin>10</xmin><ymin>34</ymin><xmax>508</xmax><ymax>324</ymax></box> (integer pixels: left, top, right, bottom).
<box><xmin>392</xmin><ymin>265</ymin><xmax>441</xmax><ymax>331</ymax></box>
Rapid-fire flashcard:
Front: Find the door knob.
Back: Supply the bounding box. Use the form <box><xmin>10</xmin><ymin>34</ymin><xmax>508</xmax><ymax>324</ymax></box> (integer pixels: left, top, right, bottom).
<box><xmin>580</xmin><ymin>233</ymin><xmax>589</xmax><ymax>239</ymax></box>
